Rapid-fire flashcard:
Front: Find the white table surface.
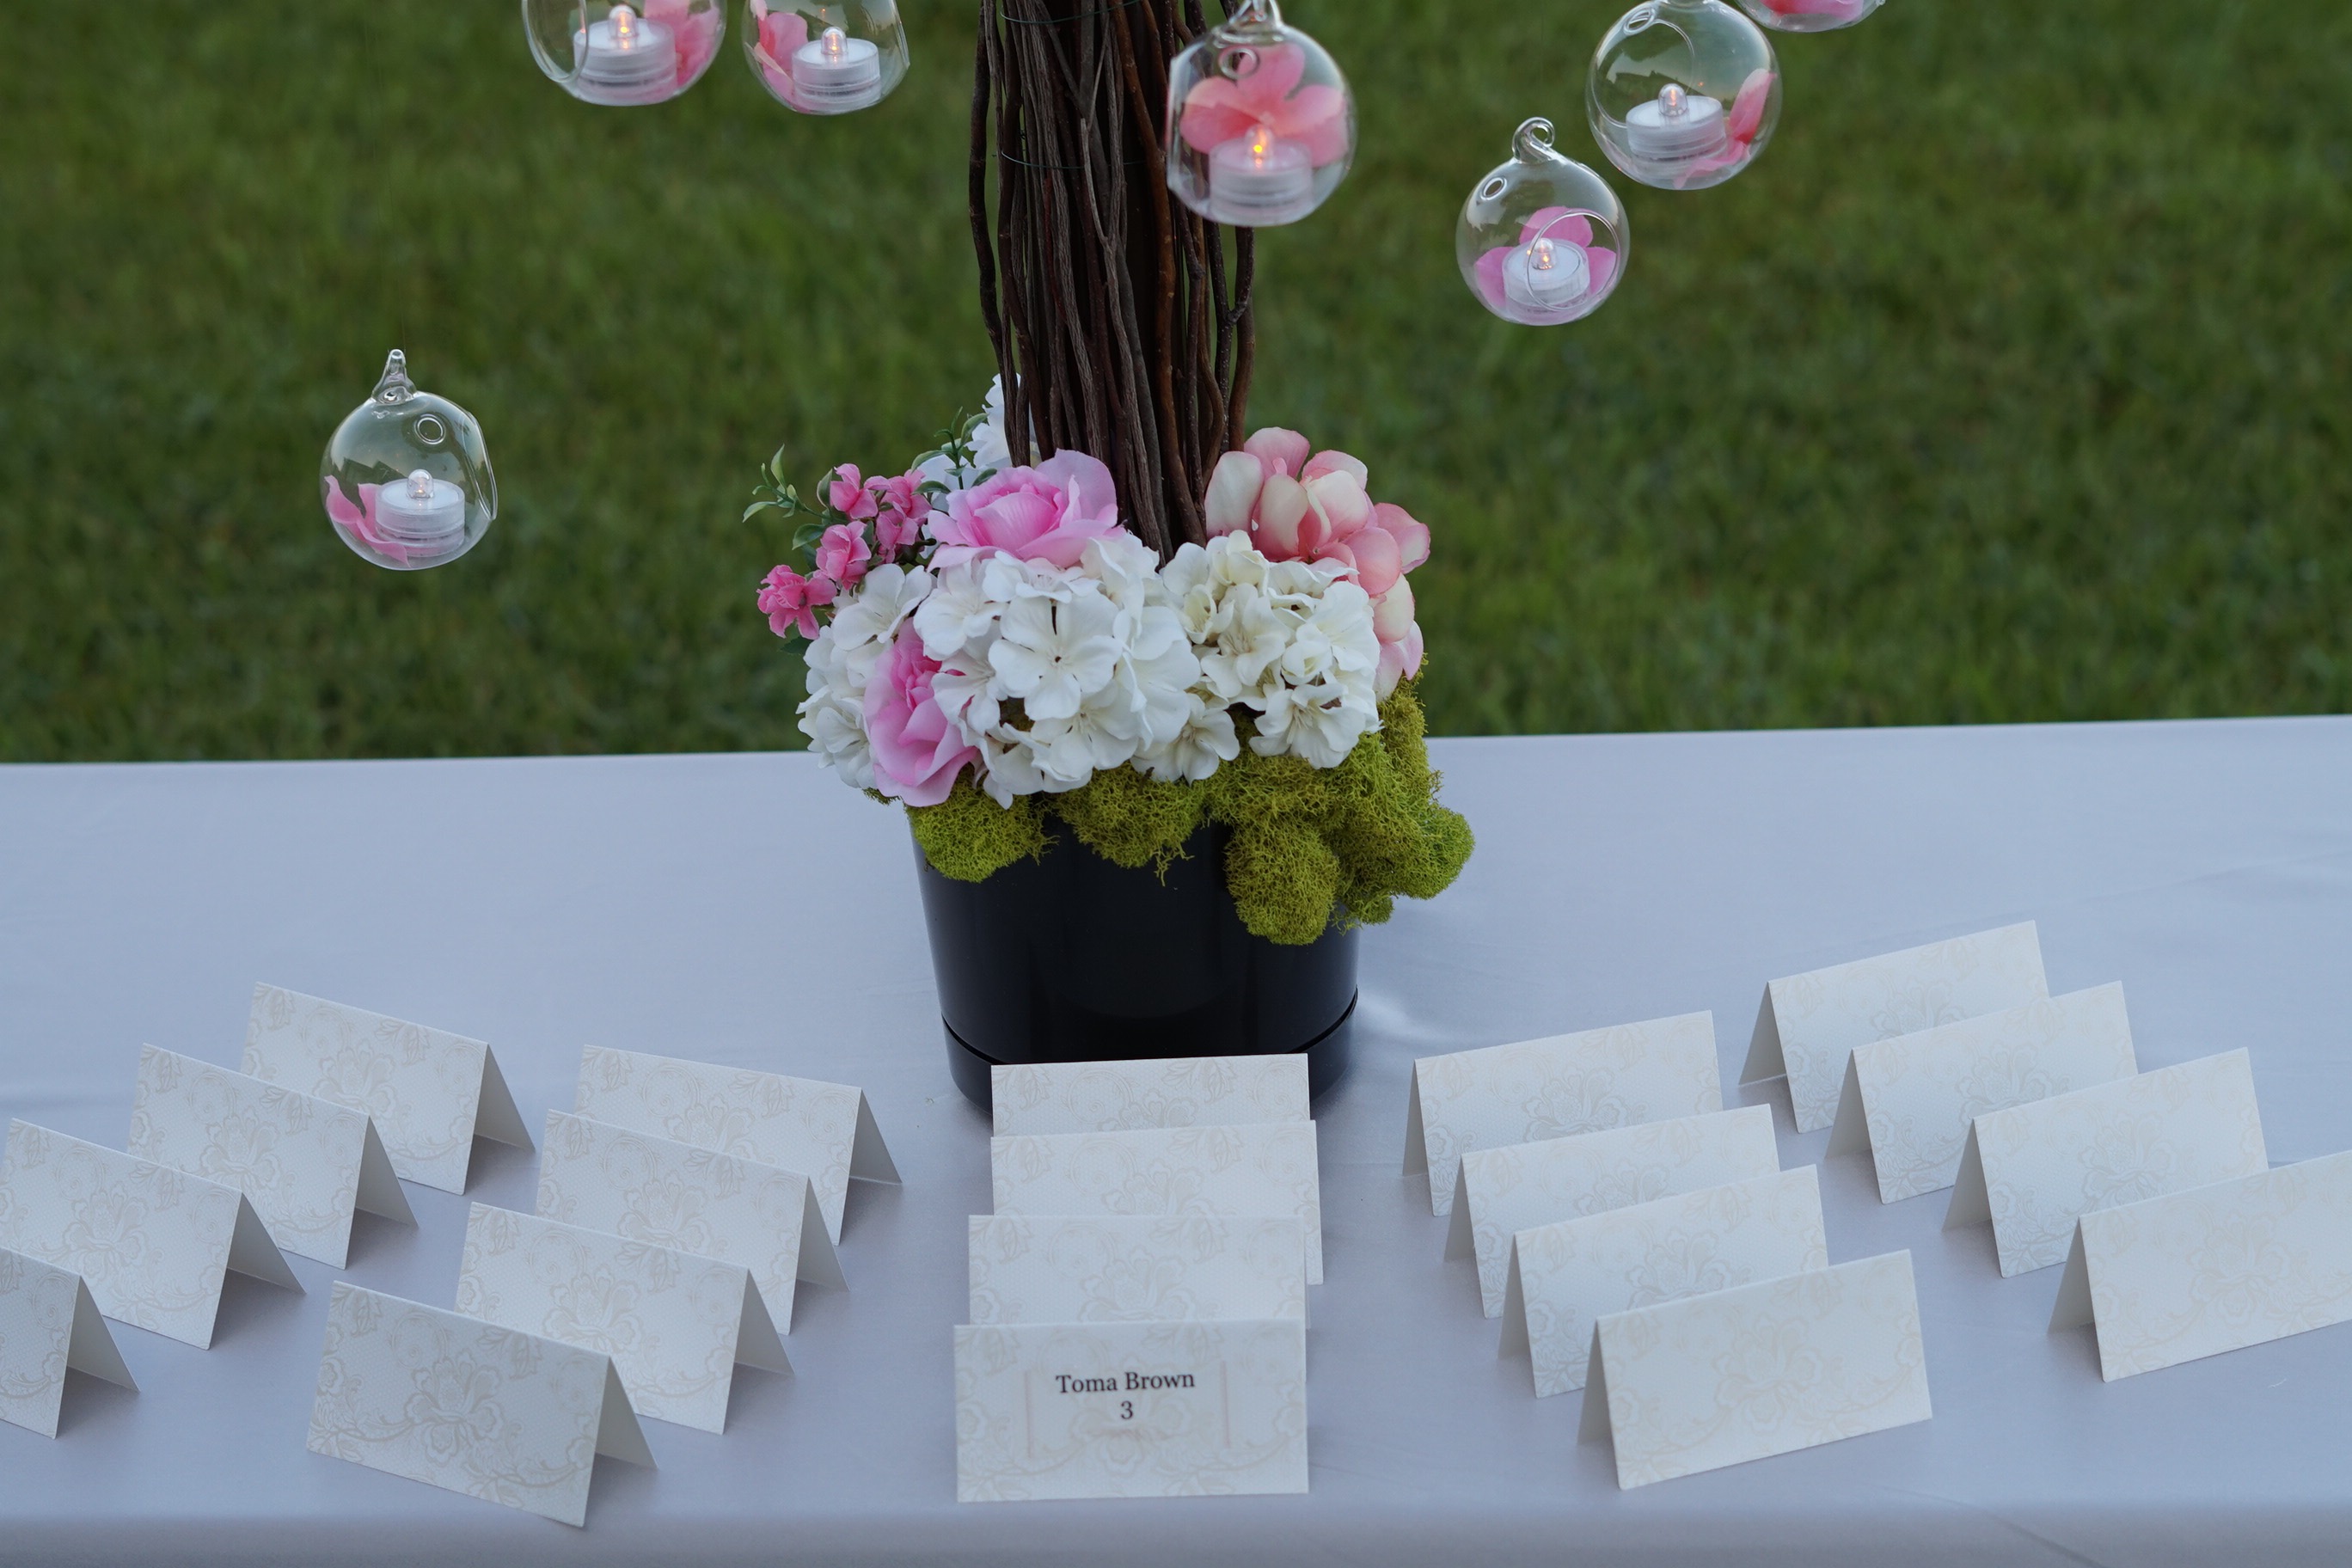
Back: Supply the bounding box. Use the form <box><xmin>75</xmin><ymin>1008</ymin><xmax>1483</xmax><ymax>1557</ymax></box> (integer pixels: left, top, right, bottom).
<box><xmin>3</xmin><ymin>720</ymin><xmax>2350</xmax><ymax>1565</ymax></box>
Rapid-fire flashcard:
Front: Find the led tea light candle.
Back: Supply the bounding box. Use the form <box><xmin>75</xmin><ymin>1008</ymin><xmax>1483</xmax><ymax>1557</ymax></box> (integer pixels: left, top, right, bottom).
<box><xmin>1623</xmin><ymin>82</ymin><xmax>1729</xmax><ymax>166</ymax></box>
<box><xmin>792</xmin><ymin>26</ymin><xmax>884</xmax><ymax>112</ymax></box>
<box><xmin>1502</xmin><ymin>234</ymin><xmax>1592</xmax><ymax>315</ymax></box>
<box><xmin>574</xmin><ymin>3</ymin><xmax>677</xmax><ymax>102</ymax></box>
<box><xmin>1208</xmin><ymin>124</ymin><xmax>1316</xmax><ymax>227</ymax></box>
<box><xmin>375</xmin><ymin>469</ymin><xmax>468</xmax><ymax>552</ymax></box>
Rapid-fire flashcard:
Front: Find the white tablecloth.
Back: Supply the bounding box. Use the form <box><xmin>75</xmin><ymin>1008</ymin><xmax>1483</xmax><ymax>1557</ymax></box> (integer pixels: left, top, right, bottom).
<box><xmin>3</xmin><ymin>721</ymin><xmax>2350</xmax><ymax>1565</ymax></box>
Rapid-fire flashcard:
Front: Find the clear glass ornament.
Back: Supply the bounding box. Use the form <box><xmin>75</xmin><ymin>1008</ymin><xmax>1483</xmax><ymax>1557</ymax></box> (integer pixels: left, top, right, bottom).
<box><xmin>1736</xmin><ymin>0</ymin><xmax>1881</xmax><ymax>33</ymax></box>
<box><xmin>744</xmin><ymin>0</ymin><xmax>908</xmax><ymax>114</ymax></box>
<box><xmin>322</xmin><ymin>352</ymin><xmax>496</xmax><ymax>572</ymax></box>
<box><xmin>523</xmin><ymin>0</ymin><xmax>726</xmax><ymax>107</ymax></box>
<box><xmin>1588</xmin><ymin>0</ymin><xmax>1781</xmax><ymax>191</ymax></box>
<box><xmin>1458</xmin><ymin>119</ymin><xmax>1627</xmax><ymax>328</ymax></box>
<box><xmin>1165</xmin><ymin>0</ymin><xmax>1355</xmax><ymax>230</ymax></box>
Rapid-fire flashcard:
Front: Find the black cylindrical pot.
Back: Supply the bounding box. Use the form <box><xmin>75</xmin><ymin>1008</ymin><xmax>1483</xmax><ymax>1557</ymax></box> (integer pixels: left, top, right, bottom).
<box><xmin>914</xmin><ymin>824</ymin><xmax>1358</xmax><ymax>1112</ymax></box>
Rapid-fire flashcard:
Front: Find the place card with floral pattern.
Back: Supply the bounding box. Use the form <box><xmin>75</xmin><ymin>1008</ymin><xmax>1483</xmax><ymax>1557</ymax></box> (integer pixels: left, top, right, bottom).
<box><xmin>1579</xmin><ymin>1251</ymin><xmax>1932</xmax><ymax>1489</ymax></box>
<box><xmin>1501</xmin><ymin>1167</ymin><xmax>1828</xmax><ymax>1398</ymax></box>
<box><xmin>1944</xmin><ymin>1050</ymin><xmax>2269</xmax><ymax>1276</ymax></box>
<box><xmin>243</xmin><ymin>983</ymin><xmax>533</xmax><ymax>1194</ymax></box>
<box><xmin>1741</xmin><ymin>922</ymin><xmax>2049</xmax><ymax>1133</ymax></box>
<box><xmin>573</xmin><ymin>1046</ymin><xmax>898</xmax><ymax>1245</ymax></box>
<box><xmin>953</xmin><ymin>1318</ymin><xmax>1308</xmax><ymax>1502</ymax></box>
<box><xmin>535</xmin><ymin>1111</ymin><xmax>843</xmax><ymax>1332</ymax></box>
<box><xmin>968</xmin><ymin>1215</ymin><xmax>1309</xmax><ymax>1326</ymax></box>
<box><xmin>1406</xmin><ymin>1012</ymin><xmax>1723</xmax><ymax>1216</ymax></box>
<box><xmin>307</xmin><ymin>1283</ymin><xmax>653</xmax><ymax>1527</ymax></box>
<box><xmin>0</xmin><ymin>1246</ymin><xmax>137</xmax><ymax>1437</ymax></box>
<box><xmin>129</xmin><ymin>1045</ymin><xmax>414</xmax><ymax>1269</ymax></box>
<box><xmin>0</xmin><ymin>1121</ymin><xmax>299</xmax><ymax>1350</ymax></box>
<box><xmin>457</xmin><ymin>1204</ymin><xmax>791</xmax><ymax>1435</ymax></box>
<box><xmin>990</xmin><ymin>1122</ymin><xmax>1324</xmax><ymax>1283</ymax></box>
<box><xmin>1826</xmin><ymin>983</ymin><xmax>2137</xmax><ymax>1204</ymax></box>
<box><xmin>1450</xmin><ymin>1106</ymin><xmax>1782</xmax><ymax>1318</ymax></box>
<box><xmin>2049</xmin><ymin>1150</ymin><xmax>2352</xmax><ymax>1380</ymax></box>
<box><xmin>990</xmin><ymin>1055</ymin><xmax>1310</xmax><ymax>1137</ymax></box>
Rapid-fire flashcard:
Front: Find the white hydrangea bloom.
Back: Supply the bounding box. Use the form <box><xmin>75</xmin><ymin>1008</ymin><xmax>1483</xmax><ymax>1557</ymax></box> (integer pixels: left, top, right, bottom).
<box><xmin>797</xmin><ymin>563</ymin><xmax>934</xmax><ymax>790</ymax></box>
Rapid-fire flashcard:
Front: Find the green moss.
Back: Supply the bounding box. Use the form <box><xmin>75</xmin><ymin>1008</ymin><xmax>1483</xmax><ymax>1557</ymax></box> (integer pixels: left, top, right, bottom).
<box><xmin>902</xmin><ymin>681</ymin><xmax>1473</xmax><ymax>942</ymax></box>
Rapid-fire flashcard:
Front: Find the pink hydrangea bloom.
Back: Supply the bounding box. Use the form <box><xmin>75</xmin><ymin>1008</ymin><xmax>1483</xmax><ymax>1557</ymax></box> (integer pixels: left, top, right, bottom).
<box><xmin>1678</xmin><ymin>70</ymin><xmax>1776</xmax><ymax>187</ymax></box>
<box><xmin>1179</xmin><ymin>43</ymin><xmax>1350</xmax><ymax>168</ymax></box>
<box><xmin>815</xmin><ymin>523</ymin><xmax>872</xmax><ymax>585</ymax></box>
<box><xmin>758</xmin><ymin>564</ymin><xmax>826</xmax><ymax>639</ymax></box>
<box><xmin>865</xmin><ymin>624</ymin><xmax>979</xmax><ymax>806</ymax></box>
<box><xmin>929</xmin><ymin>450</ymin><xmax>1124</xmax><ymax>570</ymax></box>
<box><xmin>1472</xmin><ymin>207</ymin><xmax>1620</xmax><ymax>318</ymax></box>
<box><xmin>645</xmin><ymin>0</ymin><xmax>722</xmax><ymax>89</ymax></box>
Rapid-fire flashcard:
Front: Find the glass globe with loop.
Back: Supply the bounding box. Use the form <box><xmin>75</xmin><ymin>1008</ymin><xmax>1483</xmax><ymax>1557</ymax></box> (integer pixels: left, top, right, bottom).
<box><xmin>1736</xmin><ymin>0</ymin><xmax>1882</xmax><ymax>33</ymax></box>
<box><xmin>521</xmin><ymin>0</ymin><xmax>726</xmax><ymax>107</ymax></box>
<box><xmin>1588</xmin><ymin>0</ymin><xmax>1780</xmax><ymax>191</ymax></box>
<box><xmin>321</xmin><ymin>352</ymin><xmax>496</xmax><ymax>572</ymax></box>
<box><xmin>1165</xmin><ymin>0</ymin><xmax>1355</xmax><ymax>230</ymax></box>
<box><xmin>1459</xmin><ymin>118</ymin><xmax>1627</xmax><ymax>327</ymax></box>
<box><xmin>744</xmin><ymin>0</ymin><xmax>909</xmax><ymax>115</ymax></box>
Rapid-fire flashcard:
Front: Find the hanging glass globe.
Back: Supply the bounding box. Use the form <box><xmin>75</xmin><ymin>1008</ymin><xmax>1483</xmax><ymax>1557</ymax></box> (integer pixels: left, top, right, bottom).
<box><xmin>744</xmin><ymin>0</ymin><xmax>909</xmax><ymax>114</ymax></box>
<box><xmin>321</xmin><ymin>352</ymin><xmax>496</xmax><ymax>572</ymax></box>
<box><xmin>1736</xmin><ymin>0</ymin><xmax>1882</xmax><ymax>33</ymax></box>
<box><xmin>1588</xmin><ymin>0</ymin><xmax>1781</xmax><ymax>192</ymax></box>
<box><xmin>1458</xmin><ymin>119</ymin><xmax>1627</xmax><ymax>328</ymax></box>
<box><xmin>522</xmin><ymin>0</ymin><xmax>726</xmax><ymax>107</ymax></box>
<box><xmin>1166</xmin><ymin>0</ymin><xmax>1355</xmax><ymax>230</ymax></box>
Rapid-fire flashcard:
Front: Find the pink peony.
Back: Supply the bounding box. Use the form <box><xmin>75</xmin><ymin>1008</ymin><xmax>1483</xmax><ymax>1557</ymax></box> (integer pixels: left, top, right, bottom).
<box><xmin>929</xmin><ymin>450</ymin><xmax>1124</xmax><ymax>570</ymax></box>
<box><xmin>1473</xmin><ymin>207</ymin><xmax>1620</xmax><ymax>318</ymax></box>
<box><xmin>815</xmin><ymin>523</ymin><xmax>872</xmax><ymax>585</ymax></box>
<box><xmin>1179</xmin><ymin>43</ymin><xmax>1350</xmax><ymax>168</ymax></box>
<box><xmin>758</xmin><ymin>564</ymin><xmax>823</xmax><ymax>639</ymax></box>
<box><xmin>864</xmin><ymin>624</ymin><xmax>979</xmax><ymax>806</ymax></box>
<box><xmin>1678</xmin><ymin>70</ymin><xmax>1776</xmax><ymax>187</ymax></box>
<box><xmin>644</xmin><ymin>0</ymin><xmax>722</xmax><ymax>89</ymax></box>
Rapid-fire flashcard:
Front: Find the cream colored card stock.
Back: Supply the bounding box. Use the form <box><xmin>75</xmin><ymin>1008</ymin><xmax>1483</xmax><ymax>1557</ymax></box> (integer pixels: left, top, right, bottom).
<box><xmin>1407</xmin><ymin>1013</ymin><xmax>1723</xmax><ymax>1216</ymax></box>
<box><xmin>458</xmin><ymin>1206</ymin><xmax>791</xmax><ymax>1435</ymax></box>
<box><xmin>991</xmin><ymin>1055</ymin><xmax>1310</xmax><ymax>1136</ymax></box>
<box><xmin>953</xmin><ymin>1319</ymin><xmax>1308</xmax><ymax>1503</ymax></box>
<box><xmin>243</xmin><ymin>984</ymin><xmax>532</xmax><ymax>1194</ymax></box>
<box><xmin>536</xmin><ymin>1112</ymin><xmax>842</xmax><ymax>1332</ymax></box>
<box><xmin>1742</xmin><ymin>922</ymin><xmax>2048</xmax><ymax>1133</ymax></box>
<box><xmin>1827</xmin><ymin>984</ymin><xmax>2138</xmax><ymax>1204</ymax></box>
<box><xmin>1450</xmin><ymin>1106</ymin><xmax>1782</xmax><ymax>1318</ymax></box>
<box><xmin>0</xmin><ymin>1247</ymin><xmax>137</xmax><ymax>1437</ymax></box>
<box><xmin>991</xmin><ymin>1122</ymin><xmax>1324</xmax><ymax>1284</ymax></box>
<box><xmin>573</xmin><ymin>1046</ymin><xmax>897</xmax><ymax>1245</ymax></box>
<box><xmin>308</xmin><ymin>1283</ymin><xmax>653</xmax><ymax>1527</ymax></box>
<box><xmin>1580</xmin><ymin>1252</ymin><xmax>1931</xmax><ymax>1488</ymax></box>
<box><xmin>968</xmin><ymin>1216</ymin><xmax>1309</xmax><ymax>1326</ymax></box>
<box><xmin>1502</xmin><ymin>1168</ymin><xmax>1828</xmax><ymax>1398</ymax></box>
<box><xmin>0</xmin><ymin>1121</ymin><xmax>299</xmax><ymax>1349</ymax></box>
<box><xmin>2050</xmin><ymin>1152</ymin><xmax>2352</xmax><ymax>1381</ymax></box>
<box><xmin>1945</xmin><ymin>1050</ymin><xmax>2269</xmax><ymax>1276</ymax></box>
<box><xmin>129</xmin><ymin>1046</ymin><xmax>415</xmax><ymax>1268</ymax></box>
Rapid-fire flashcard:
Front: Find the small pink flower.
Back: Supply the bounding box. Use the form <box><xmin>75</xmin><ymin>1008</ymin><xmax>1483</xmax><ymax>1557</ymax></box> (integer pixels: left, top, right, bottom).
<box><xmin>1179</xmin><ymin>43</ymin><xmax>1350</xmax><ymax>168</ymax></box>
<box><xmin>865</xmin><ymin>624</ymin><xmax>979</xmax><ymax>806</ymax></box>
<box><xmin>757</xmin><ymin>565</ymin><xmax>821</xmax><ymax>639</ymax></box>
<box><xmin>930</xmin><ymin>450</ymin><xmax>1124</xmax><ymax>570</ymax></box>
<box><xmin>815</xmin><ymin>523</ymin><xmax>872</xmax><ymax>585</ymax></box>
<box><xmin>827</xmin><ymin>465</ymin><xmax>879</xmax><ymax>521</ymax></box>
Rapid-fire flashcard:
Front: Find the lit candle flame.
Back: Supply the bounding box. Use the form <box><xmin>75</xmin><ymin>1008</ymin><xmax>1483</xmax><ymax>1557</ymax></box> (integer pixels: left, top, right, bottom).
<box><xmin>407</xmin><ymin>469</ymin><xmax>434</xmax><ymax>502</ymax></box>
<box><xmin>1531</xmin><ymin>238</ymin><xmax>1557</xmax><ymax>273</ymax></box>
<box><xmin>1659</xmin><ymin>82</ymin><xmax>1687</xmax><ymax>120</ymax></box>
<box><xmin>823</xmin><ymin>26</ymin><xmax>846</xmax><ymax>59</ymax></box>
<box><xmin>1247</xmin><ymin>124</ymin><xmax>1274</xmax><ymax>169</ymax></box>
<box><xmin>611</xmin><ymin>3</ymin><xmax>637</xmax><ymax>46</ymax></box>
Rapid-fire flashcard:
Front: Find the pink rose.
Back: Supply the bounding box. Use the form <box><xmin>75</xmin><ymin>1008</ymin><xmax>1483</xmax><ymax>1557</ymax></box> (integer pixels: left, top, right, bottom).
<box><xmin>815</xmin><ymin>523</ymin><xmax>872</xmax><ymax>585</ymax></box>
<box><xmin>865</xmin><ymin>625</ymin><xmax>979</xmax><ymax>806</ymax></box>
<box><xmin>929</xmin><ymin>450</ymin><xmax>1124</xmax><ymax>570</ymax></box>
<box><xmin>757</xmin><ymin>565</ymin><xmax>820</xmax><ymax>639</ymax></box>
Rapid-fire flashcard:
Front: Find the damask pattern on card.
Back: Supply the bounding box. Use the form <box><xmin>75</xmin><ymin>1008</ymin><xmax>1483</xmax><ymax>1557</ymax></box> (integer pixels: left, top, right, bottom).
<box><xmin>0</xmin><ymin>1246</ymin><xmax>80</xmax><ymax>1436</ymax></box>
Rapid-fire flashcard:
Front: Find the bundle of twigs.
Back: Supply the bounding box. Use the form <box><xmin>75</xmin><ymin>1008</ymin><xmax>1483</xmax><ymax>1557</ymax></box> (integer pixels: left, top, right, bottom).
<box><xmin>971</xmin><ymin>0</ymin><xmax>1253</xmax><ymax>559</ymax></box>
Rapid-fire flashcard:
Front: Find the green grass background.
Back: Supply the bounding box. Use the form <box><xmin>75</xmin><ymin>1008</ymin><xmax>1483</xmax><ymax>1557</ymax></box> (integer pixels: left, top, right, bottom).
<box><xmin>3</xmin><ymin>0</ymin><xmax>2347</xmax><ymax>760</ymax></box>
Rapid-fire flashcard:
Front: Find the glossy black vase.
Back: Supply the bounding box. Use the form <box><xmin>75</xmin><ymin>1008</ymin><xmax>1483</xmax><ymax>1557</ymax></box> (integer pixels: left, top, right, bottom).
<box><xmin>914</xmin><ymin>825</ymin><xmax>1358</xmax><ymax>1112</ymax></box>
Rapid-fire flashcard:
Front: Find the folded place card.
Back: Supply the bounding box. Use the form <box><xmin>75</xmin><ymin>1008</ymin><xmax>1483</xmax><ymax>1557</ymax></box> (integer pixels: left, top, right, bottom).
<box><xmin>968</xmin><ymin>1215</ymin><xmax>1309</xmax><ymax>1326</ymax></box>
<box><xmin>128</xmin><ymin>1045</ymin><xmax>416</xmax><ymax>1269</ymax></box>
<box><xmin>308</xmin><ymin>1283</ymin><xmax>653</xmax><ymax>1527</ymax></box>
<box><xmin>953</xmin><ymin>1319</ymin><xmax>1308</xmax><ymax>1503</ymax></box>
<box><xmin>0</xmin><ymin>1121</ymin><xmax>299</xmax><ymax>1349</ymax></box>
<box><xmin>2050</xmin><ymin>1151</ymin><xmax>2352</xmax><ymax>1381</ymax></box>
<box><xmin>990</xmin><ymin>1122</ymin><xmax>1324</xmax><ymax>1284</ymax></box>
<box><xmin>1945</xmin><ymin>1050</ymin><xmax>2269</xmax><ymax>1277</ymax></box>
<box><xmin>990</xmin><ymin>1055</ymin><xmax>1311</xmax><ymax>1137</ymax></box>
<box><xmin>535</xmin><ymin>1111</ymin><xmax>843</xmax><ymax>1332</ymax></box>
<box><xmin>1827</xmin><ymin>983</ymin><xmax>2138</xmax><ymax>1204</ymax></box>
<box><xmin>457</xmin><ymin>1205</ymin><xmax>791</xmax><ymax>1435</ymax></box>
<box><xmin>243</xmin><ymin>984</ymin><xmax>532</xmax><ymax>1194</ymax></box>
<box><xmin>1450</xmin><ymin>1106</ymin><xmax>1783</xmax><ymax>1318</ymax></box>
<box><xmin>1406</xmin><ymin>1012</ymin><xmax>1723</xmax><ymax>1216</ymax></box>
<box><xmin>1502</xmin><ymin>1167</ymin><xmax>1828</xmax><ymax>1399</ymax></box>
<box><xmin>0</xmin><ymin>1247</ymin><xmax>138</xmax><ymax>1437</ymax></box>
<box><xmin>1741</xmin><ymin>922</ymin><xmax>2048</xmax><ymax>1133</ymax></box>
<box><xmin>1580</xmin><ymin>1251</ymin><xmax>1931</xmax><ymax>1489</ymax></box>
<box><xmin>573</xmin><ymin>1046</ymin><xmax>898</xmax><ymax>1245</ymax></box>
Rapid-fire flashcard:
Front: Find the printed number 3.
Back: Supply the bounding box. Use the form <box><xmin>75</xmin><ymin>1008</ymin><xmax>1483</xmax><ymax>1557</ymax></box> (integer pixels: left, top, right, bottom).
<box><xmin>1120</xmin><ymin>1400</ymin><xmax>1134</xmax><ymax>1420</ymax></box>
